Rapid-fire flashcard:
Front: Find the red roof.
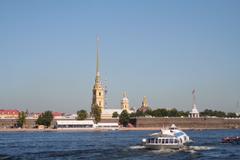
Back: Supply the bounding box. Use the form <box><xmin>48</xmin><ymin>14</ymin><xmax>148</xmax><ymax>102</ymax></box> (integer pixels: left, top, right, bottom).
<box><xmin>0</xmin><ymin>109</ymin><xmax>20</xmax><ymax>115</ymax></box>
<box><xmin>52</xmin><ymin>112</ymin><xmax>64</xmax><ymax>117</ymax></box>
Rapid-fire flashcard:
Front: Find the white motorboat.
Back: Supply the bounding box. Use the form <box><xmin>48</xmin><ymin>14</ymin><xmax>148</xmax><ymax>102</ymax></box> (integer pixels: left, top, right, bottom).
<box><xmin>142</xmin><ymin>124</ymin><xmax>190</xmax><ymax>150</ymax></box>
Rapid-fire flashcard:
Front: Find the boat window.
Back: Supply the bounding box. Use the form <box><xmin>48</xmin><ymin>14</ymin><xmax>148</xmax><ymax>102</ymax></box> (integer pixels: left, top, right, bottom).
<box><xmin>170</xmin><ymin>139</ymin><xmax>173</xmax><ymax>144</ymax></box>
<box><xmin>158</xmin><ymin>139</ymin><xmax>161</xmax><ymax>144</ymax></box>
<box><xmin>174</xmin><ymin>139</ymin><xmax>178</xmax><ymax>143</ymax></box>
<box><xmin>150</xmin><ymin>138</ymin><xmax>154</xmax><ymax>143</ymax></box>
<box><xmin>148</xmin><ymin>139</ymin><xmax>150</xmax><ymax>143</ymax></box>
<box><xmin>166</xmin><ymin>139</ymin><xmax>168</xmax><ymax>144</ymax></box>
<box><xmin>180</xmin><ymin>138</ymin><xmax>182</xmax><ymax>143</ymax></box>
<box><xmin>162</xmin><ymin>139</ymin><xmax>165</xmax><ymax>144</ymax></box>
<box><xmin>155</xmin><ymin>139</ymin><xmax>158</xmax><ymax>144</ymax></box>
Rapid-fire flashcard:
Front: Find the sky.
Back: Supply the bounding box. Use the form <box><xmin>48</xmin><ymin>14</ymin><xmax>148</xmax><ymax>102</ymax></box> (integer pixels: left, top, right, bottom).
<box><xmin>0</xmin><ymin>0</ymin><xmax>240</xmax><ymax>113</ymax></box>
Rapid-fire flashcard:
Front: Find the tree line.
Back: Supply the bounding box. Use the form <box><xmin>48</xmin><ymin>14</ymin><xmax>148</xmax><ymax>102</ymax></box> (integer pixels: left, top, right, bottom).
<box><xmin>200</xmin><ymin>109</ymin><xmax>239</xmax><ymax>118</ymax></box>
<box><xmin>114</xmin><ymin>108</ymin><xmax>239</xmax><ymax>118</ymax></box>
<box><xmin>127</xmin><ymin>108</ymin><xmax>189</xmax><ymax>118</ymax></box>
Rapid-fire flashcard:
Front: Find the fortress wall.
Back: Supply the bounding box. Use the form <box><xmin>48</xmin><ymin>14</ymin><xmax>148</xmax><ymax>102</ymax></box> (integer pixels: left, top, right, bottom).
<box><xmin>1</xmin><ymin>117</ymin><xmax>240</xmax><ymax>129</ymax></box>
<box><xmin>134</xmin><ymin>117</ymin><xmax>240</xmax><ymax>129</ymax></box>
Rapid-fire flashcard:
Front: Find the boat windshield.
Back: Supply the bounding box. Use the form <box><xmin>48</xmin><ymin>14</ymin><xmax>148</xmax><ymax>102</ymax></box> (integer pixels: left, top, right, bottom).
<box><xmin>175</xmin><ymin>132</ymin><xmax>185</xmax><ymax>137</ymax></box>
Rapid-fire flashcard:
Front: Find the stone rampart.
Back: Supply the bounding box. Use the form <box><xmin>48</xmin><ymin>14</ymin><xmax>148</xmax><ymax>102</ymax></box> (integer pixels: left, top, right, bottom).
<box><xmin>134</xmin><ymin>117</ymin><xmax>240</xmax><ymax>129</ymax></box>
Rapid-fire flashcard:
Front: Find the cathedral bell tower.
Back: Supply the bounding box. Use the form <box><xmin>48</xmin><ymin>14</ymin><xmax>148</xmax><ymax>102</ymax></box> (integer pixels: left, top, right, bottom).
<box><xmin>121</xmin><ymin>92</ymin><xmax>130</xmax><ymax>112</ymax></box>
<box><xmin>91</xmin><ymin>36</ymin><xmax>105</xmax><ymax>113</ymax></box>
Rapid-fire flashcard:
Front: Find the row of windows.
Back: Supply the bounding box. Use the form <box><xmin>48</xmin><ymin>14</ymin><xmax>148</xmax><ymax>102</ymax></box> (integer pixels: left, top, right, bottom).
<box><xmin>148</xmin><ymin>138</ymin><xmax>179</xmax><ymax>144</ymax></box>
<box><xmin>97</xmin><ymin>126</ymin><xmax>119</xmax><ymax>128</ymax></box>
<box><xmin>57</xmin><ymin>125</ymin><xmax>93</xmax><ymax>128</ymax></box>
<box><xmin>0</xmin><ymin>113</ymin><xmax>18</xmax><ymax>114</ymax></box>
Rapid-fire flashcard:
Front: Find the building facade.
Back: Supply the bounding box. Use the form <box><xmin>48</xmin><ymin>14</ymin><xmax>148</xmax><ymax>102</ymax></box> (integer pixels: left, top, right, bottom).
<box><xmin>0</xmin><ymin>109</ymin><xmax>19</xmax><ymax>119</ymax></box>
<box><xmin>121</xmin><ymin>92</ymin><xmax>130</xmax><ymax>112</ymax></box>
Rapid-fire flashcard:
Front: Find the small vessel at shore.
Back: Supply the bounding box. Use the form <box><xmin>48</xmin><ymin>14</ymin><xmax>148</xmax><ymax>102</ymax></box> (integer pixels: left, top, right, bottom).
<box><xmin>142</xmin><ymin>124</ymin><xmax>190</xmax><ymax>150</ymax></box>
<box><xmin>222</xmin><ymin>136</ymin><xmax>240</xmax><ymax>144</ymax></box>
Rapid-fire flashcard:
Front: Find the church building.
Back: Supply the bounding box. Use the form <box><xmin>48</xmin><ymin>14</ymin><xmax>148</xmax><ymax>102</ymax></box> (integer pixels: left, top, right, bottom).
<box><xmin>91</xmin><ymin>37</ymin><xmax>133</xmax><ymax>119</ymax></box>
<box><xmin>137</xmin><ymin>96</ymin><xmax>151</xmax><ymax>113</ymax></box>
<box><xmin>91</xmin><ymin>37</ymin><xmax>105</xmax><ymax>113</ymax></box>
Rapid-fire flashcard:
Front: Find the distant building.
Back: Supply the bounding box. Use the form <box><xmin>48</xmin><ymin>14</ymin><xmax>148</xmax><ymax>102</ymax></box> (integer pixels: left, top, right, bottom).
<box><xmin>138</xmin><ymin>96</ymin><xmax>151</xmax><ymax>113</ymax></box>
<box><xmin>189</xmin><ymin>89</ymin><xmax>200</xmax><ymax>118</ymax></box>
<box><xmin>52</xmin><ymin>112</ymin><xmax>65</xmax><ymax>119</ymax></box>
<box><xmin>96</xmin><ymin>122</ymin><xmax>119</xmax><ymax>130</ymax></box>
<box><xmin>121</xmin><ymin>92</ymin><xmax>133</xmax><ymax>113</ymax></box>
<box><xmin>55</xmin><ymin>120</ymin><xmax>119</xmax><ymax>130</ymax></box>
<box><xmin>55</xmin><ymin>120</ymin><xmax>95</xmax><ymax>129</ymax></box>
<box><xmin>0</xmin><ymin>109</ymin><xmax>19</xmax><ymax>119</ymax></box>
<box><xmin>101</xmin><ymin>108</ymin><xmax>122</xmax><ymax>119</ymax></box>
<box><xmin>26</xmin><ymin>112</ymin><xmax>41</xmax><ymax>119</ymax></box>
<box><xmin>90</xmin><ymin>37</ymin><xmax>134</xmax><ymax>119</ymax></box>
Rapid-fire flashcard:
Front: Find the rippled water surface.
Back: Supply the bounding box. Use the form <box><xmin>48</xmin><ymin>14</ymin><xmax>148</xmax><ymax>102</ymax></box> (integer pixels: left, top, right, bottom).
<box><xmin>0</xmin><ymin>129</ymin><xmax>240</xmax><ymax>160</ymax></box>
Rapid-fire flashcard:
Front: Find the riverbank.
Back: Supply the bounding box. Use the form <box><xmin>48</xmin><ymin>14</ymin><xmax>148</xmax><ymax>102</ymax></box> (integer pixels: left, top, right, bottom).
<box><xmin>0</xmin><ymin>127</ymin><xmax>236</xmax><ymax>132</ymax></box>
<box><xmin>0</xmin><ymin>128</ymin><xmax>157</xmax><ymax>132</ymax></box>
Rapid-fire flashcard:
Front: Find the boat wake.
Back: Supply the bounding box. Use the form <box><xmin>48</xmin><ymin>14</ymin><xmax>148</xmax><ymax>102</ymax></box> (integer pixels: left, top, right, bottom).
<box><xmin>187</xmin><ymin>146</ymin><xmax>215</xmax><ymax>151</ymax></box>
<box><xmin>129</xmin><ymin>145</ymin><xmax>146</xmax><ymax>150</ymax></box>
<box><xmin>129</xmin><ymin>145</ymin><xmax>214</xmax><ymax>154</ymax></box>
<box><xmin>180</xmin><ymin>145</ymin><xmax>215</xmax><ymax>154</ymax></box>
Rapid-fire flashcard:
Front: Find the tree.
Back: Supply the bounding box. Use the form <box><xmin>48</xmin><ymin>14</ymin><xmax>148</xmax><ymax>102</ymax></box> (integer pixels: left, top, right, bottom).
<box><xmin>17</xmin><ymin>111</ymin><xmax>26</xmax><ymax>128</ymax></box>
<box><xmin>145</xmin><ymin>109</ymin><xmax>153</xmax><ymax>116</ymax></box>
<box><xmin>36</xmin><ymin>111</ymin><xmax>53</xmax><ymax>128</ymax></box>
<box><xmin>92</xmin><ymin>104</ymin><xmax>101</xmax><ymax>123</ymax></box>
<box><xmin>77</xmin><ymin>110</ymin><xmax>88</xmax><ymax>120</ymax></box>
<box><xmin>112</xmin><ymin>112</ymin><xmax>119</xmax><ymax>118</ymax></box>
<box><xmin>129</xmin><ymin>112</ymin><xmax>136</xmax><ymax>118</ymax></box>
<box><xmin>200</xmin><ymin>109</ymin><xmax>226</xmax><ymax>117</ymax></box>
<box><xmin>135</xmin><ymin>110</ymin><xmax>145</xmax><ymax>117</ymax></box>
<box><xmin>178</xmin><ymin>110</ymin><xmax>189</xmax><ymax>117</ymax></box>
<box><xmin>168</xmin><ymin>108</ymin><xmax>179</xmax><ymax>117</ymax></box>
<box><xmin>119</xmin><ymin>110</ymin><xmax>130</xmax><ymax>127</ymax></box>
<box><xmin>152</xmin><ymin>109</ymin><xmax>163</xmax><ymax>117</ymax></box>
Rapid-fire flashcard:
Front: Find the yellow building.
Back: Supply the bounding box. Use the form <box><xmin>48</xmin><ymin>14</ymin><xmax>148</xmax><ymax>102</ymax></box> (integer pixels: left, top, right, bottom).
<box><xmin>91</xmin><ymin>37</ymin><xmax>133</xmax><ymax>119</ymax></box>
<box><xmin>121</xmin><ymin>92</ymin><xmax>130</xmax><ymax>112</ymax></box>
<box><xmin>0</xmin><ymin>109</ymin><xmax>19</xmax><ymax>119</ymax></box>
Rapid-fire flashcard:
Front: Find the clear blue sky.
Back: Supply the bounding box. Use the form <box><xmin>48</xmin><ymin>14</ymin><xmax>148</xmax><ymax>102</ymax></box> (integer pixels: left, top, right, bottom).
<box><xmin>0</xmin><ymin>0</ymin><xmax>240</xmax><ymax>113</ymax></box>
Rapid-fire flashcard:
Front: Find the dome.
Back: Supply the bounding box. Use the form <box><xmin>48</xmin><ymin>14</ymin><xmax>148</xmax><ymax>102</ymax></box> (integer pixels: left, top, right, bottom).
<box><xmin>121</xmin><ymin>92</ymin><xmax>129</xmax><ymax>102</ymax></box>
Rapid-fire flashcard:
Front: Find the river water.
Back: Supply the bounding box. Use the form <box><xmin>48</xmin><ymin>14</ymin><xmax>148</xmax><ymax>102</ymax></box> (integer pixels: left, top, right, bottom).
<box><xmin>0</xmin><ymin>129</ymin><xmax>240</xmax><ymax>160</ymax></box>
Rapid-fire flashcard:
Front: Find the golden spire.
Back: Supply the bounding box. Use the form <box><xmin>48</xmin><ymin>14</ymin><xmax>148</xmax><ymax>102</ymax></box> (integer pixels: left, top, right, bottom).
<box><xmin>95</xmin><ymin>35</ymin><xmax>100</xmax><ymax>84</ymax></box>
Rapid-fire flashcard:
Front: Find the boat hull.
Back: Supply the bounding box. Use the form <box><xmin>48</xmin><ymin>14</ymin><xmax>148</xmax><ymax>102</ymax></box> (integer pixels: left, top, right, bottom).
<box><xmin>144</xmin><ymin>143</ymin><xmax>183</xmax><ymax>150</ymax></box>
